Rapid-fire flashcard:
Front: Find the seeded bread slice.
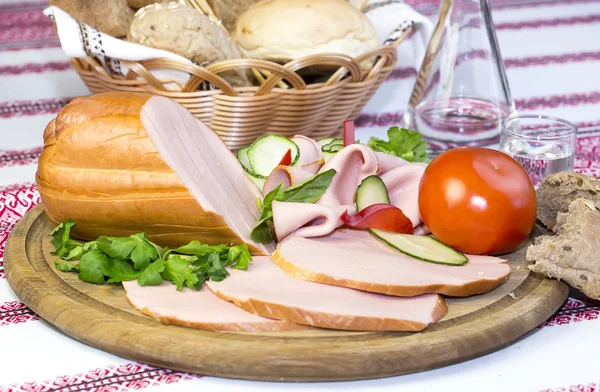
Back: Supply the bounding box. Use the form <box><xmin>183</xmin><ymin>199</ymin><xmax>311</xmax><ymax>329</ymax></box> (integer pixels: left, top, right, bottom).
<box><xmin>536</xmin><ymin>171</ymin><xmax>600</xmax><ymax>230</ymax></box>
<box><xmin>527</xmin><ymin>198</ymin><xmax>600</xmax><ymax>299</ymax></box>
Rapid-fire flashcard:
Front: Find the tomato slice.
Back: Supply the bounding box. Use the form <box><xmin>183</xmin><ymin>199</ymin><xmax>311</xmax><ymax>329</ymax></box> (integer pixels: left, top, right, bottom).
<box><xmin>343</xmin><ymin>120</ymin><xmax>355</xmax><ymax>146</ymax></box>
<box><xmin>340</xmin><ymin>204</ymin><xmax>414</xmax><ymax>234</ymax></box>
<box><xmin>277</xmin><ymin>149</ymin><xmax>292</xmax><ymax>166</ymax></box>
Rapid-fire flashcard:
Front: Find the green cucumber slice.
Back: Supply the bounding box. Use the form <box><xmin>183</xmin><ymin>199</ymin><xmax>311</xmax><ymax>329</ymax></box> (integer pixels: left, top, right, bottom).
<box><xmin>237</xmin><ymin>146</ymin><xmax>252</xmax><ymax>172</ymax></box>
<box><xmin>322</xmin><ymin>151</ymin><xmax>336</xmax><ymax>162</ymax></box>
<box><xmin>355</xmin><ymin>175</ymin><xmax>390</xmax><ymax>211</ymax></box>
<box><xmin>321</xmin><ymin>139</ymin><xmax>343</xmax><ymax>151</ymax></box>
<box><xmin>247</xmin><ymin>135</ymin><xmax>300</xmax><ymax>178</ymax></box>
<box><xmin>317</xmin><ymin>137</ymin><xmax>337</xmax><ymax>146</ymax></box>
<box><xmin>323</xmin><ymin>143</ymin><xmax>343</xmax><ymax>153</ymax></box>
<box><xmin>246</xmin><ymin>173</ymin><xmax>266</xmax><ymax>190</ymax></box>
<box><xmin>370</xmin><ymin>229</ymin><xmax>468</xmax><ymax>265</ymax></box>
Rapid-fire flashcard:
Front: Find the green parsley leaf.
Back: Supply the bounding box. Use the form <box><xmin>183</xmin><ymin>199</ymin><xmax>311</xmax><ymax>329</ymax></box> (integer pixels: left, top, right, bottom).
<box><xmin>207</xmin><ymin>252</ymin><xmax>228</xmax><ymax>282</ymax></box>
<box><xmin>367</xmin><ymin>126</ymin><xmax>431</xmax><ymax>163</ymax></box>
<box><xmin>129</xmin><ymin>233</ymin><xmax>159</xmax><ymax>270</ymax></box>
<box><xmin>104</xmin><ymin>259</ymin><xmax>141</xmax><ymax>284</ymax></box>
<box><xmin>96</xmin><ymin>236</ymin><xmax>137</xmax><ymax>260</ymax></box>
<box><xmin>55</xmin><ymin>261</ymin><xmax>80</xmax><ymax>272</ymax></box>
<box><xmin>226</xmin><ymin>244</ymin><xmax>252</xmax><ymax>270</ymax></box>
<box><xmin>137</xmin><ymin>258</ymin><xmax>165</xmax><ymax>286</ymax></box>
<box><xmin>173</xmin><ymin>240</ymin><xmax>227</xmax><ymax>256</ymax></box>
<box><xmin>78</xmin><ymin>249</ymin><xmax>109</xmax><ymax>285</ymax></box>
<box><xmin>163</xmin><ymin>255</ymin><xmax>198</xmax><ymax>290</ymax></box>
<box><xmin>50</xmin><ymin>219</ymin><xmax>82</xmax><ymax>258</ymax></box>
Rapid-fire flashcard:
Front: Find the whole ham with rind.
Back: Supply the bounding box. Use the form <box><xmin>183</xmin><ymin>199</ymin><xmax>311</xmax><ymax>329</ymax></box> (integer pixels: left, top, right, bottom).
<box><xmin>37</xmin><ymin>92</ymin><xmax>273</xmax><ymax>254</ymax></box>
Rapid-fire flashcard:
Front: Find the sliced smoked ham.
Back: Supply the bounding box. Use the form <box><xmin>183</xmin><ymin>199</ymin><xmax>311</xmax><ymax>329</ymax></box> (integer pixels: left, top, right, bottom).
<box><xmin>316</xmin><ymin>144</ymin><xmax>378</xmax><ymax>206</ymax></box>
<box><xmin>380</xmin><ymin>163</ymin><xmax>427</xmax><ymax>227</ymax></box>
<box><xmin>375</xmin><ymin>151</ymin><xmax>410</xmax><ymax>174</ymax></box>
<box><xmin>291</xmin><ymin>135</ymin><xmax>323</xmax><ymax>167</ymax></box>
<box><xmin>122</xmin><ymin>281</ymin><xmax>304</xmax><ymax>332</ymax></box>
<box><xmin>206</xmin><ymin>257</ymin><xmax>448</xmax><ymax>331</ymax></box>
<box><xmin>140</xmin><ymin>96</ymin><xmax>274</xmax><ymax>255</ymax></box>
<box><xmin>272</xmin><ymin>201</ymin><xmax>355</xmax><ymax>240</ymax></box>
<box><xmin>273</xmin><ymin>229</ymin><xmax>511</xmax><ymax>297</ymax></box>
<box><xmin>262</xmin><ymin>166</ymin><xmax>315</xmax><ymax>194</ymax></box>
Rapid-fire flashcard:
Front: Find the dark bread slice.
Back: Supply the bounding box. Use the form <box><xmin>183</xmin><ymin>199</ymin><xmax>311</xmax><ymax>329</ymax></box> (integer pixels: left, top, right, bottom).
<box><xmin>536</xmin><ymin>171</ymin><xmax>600</xmax><ymax>230</ymax></box>
<box><xmin>527</xmin><ymin>198</ymin><xmax>600</xmax><ymax>299</ymax></box>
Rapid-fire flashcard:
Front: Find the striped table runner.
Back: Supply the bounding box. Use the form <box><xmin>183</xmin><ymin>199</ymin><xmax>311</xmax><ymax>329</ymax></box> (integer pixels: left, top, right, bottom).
<box><xmin>1</xmin><ymin>1</ymin><xmax>600</xmax><ymax>391</ymax></box>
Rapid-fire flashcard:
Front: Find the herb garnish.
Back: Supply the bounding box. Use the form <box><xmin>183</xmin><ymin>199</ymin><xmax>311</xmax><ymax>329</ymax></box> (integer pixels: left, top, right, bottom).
<box><xmin>366</xmin><ymin>126</ymin><xmax>430</xmax><ymax>163</ymax></box>
<box><xmin>250</xmin><ymin>168</ymin><xmax>336</xmax><ymax>243</ymax></box>
<box><xmin>50</xmin><ymin>220</ymin><xmax>252</xmax><ymax>289</ymax></box>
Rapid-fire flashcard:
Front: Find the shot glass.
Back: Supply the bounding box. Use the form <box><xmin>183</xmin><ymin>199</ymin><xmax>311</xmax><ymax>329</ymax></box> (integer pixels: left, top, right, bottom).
<box><xmin>500</xmin><ymin>114</ymin><xmax>578</xmax><ymax>188</ymax></box>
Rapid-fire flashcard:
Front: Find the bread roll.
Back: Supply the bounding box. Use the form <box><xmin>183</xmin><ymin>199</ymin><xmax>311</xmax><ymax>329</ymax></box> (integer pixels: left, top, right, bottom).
<box><xmin>128</xmin><ymin>2</ymin><xmax>251</xmax><ymax>87</ymax></box>
<box><xmin>128</xmin><ymin>0</ymin><xmax>161</xmax><ymax>9</ymax></box>
<box><xmin>36</xmin><ymin>93</ymin><xmax>260</xmax><ymax>251</ymax></box>
<box><xmin>206</xmin><ymin>0</ymin><xmax>264</xmax><ymax>32</ymax></box>
<box><xmin>232</xmin><ymin>0</ymin><xmax>379</xmax><ymax>62</ymax></box>
<box><xmin>49</xmin><ymin>0</ymin><xmax>134</xmax><ymax>38</ymax></box>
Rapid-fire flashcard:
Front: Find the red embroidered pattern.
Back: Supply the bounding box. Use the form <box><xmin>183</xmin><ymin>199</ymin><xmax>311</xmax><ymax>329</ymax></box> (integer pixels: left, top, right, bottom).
<box><xmin>0</xmin><ymin>363</ymin><xmax>202</xmax><ymax>392</ymax></box>
<box><xmin>0</xmin><ymin>147</ymin><xmax>42</xmax><ymax>169</ymax></box>
<box><xmin>0</xmin><ymin>183</ymin><xmax>40</xmax><ymax>279</ymax></box>
<box><xmin>541</xmin><ymin>381</ymin><xmax>599</xmax><ymax>392</ymax></box>
<box><xmin>542</xmin><ymin>298</ymin><xmax>600</xmax><ymax>328</ymax></box>
<box><xmin>0</xmin><ymin>301</ymin><xmax>39</xmax><ymax>327</ymax></box>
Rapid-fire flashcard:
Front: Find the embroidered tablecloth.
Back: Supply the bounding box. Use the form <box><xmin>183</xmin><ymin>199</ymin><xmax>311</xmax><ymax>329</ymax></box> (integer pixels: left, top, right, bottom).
<box><xmin>1</xmin><ymin>0</ymin><xmax>600</xmax><ymax>391</ymax></box>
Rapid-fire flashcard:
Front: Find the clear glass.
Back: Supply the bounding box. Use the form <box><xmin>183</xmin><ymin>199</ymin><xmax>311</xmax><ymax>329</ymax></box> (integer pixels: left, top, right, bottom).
<box><xmin>403</xmin><ymin>0</ymin><xmax>515</xmax><ymax>153</ymax></box>
<box><xmin>500</xmin><ymin>114</ymin><xmax>578</xmax><ymax>188</ymax></box>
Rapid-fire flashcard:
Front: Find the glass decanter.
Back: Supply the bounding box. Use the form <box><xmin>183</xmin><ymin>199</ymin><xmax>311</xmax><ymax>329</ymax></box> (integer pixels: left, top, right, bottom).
<box><xmin>403</xmin><ymin>0</ymin><xmax>515</xmax><ymax>153</ymax></box>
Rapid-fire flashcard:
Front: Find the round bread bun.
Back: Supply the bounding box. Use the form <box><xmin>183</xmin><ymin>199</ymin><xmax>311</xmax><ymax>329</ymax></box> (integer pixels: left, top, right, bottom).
<box><xmin>231</xmin><ymin>0</ymin><xmax>379</xmax><ymax>62</ymax></box>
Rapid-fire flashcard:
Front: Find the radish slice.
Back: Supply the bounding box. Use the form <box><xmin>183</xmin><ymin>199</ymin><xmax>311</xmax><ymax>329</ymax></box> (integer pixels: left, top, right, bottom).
<box><xmin>340</xmin><ymin>203</ymin><xmax>414</xmax><ymax>234</ymax></box>
<box><xmin>343</xmin><ymin>120</ymin><xmax>355</xmax><ymax>146</ymax></box>
<box><xmin>278</xmin><ymin>149</ymin><xmax>292</xmax><ymax>166</ymax></box>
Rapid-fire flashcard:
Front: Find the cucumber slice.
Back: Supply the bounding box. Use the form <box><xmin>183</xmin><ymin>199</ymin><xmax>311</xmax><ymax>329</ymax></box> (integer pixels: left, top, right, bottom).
<box><xmin>247</xmin><ymin>135</ymin><xmax>300</xmax><ymax>178</ymax></box>
<box><xmin>321</xmin><ymin>139</ymin><xmax>343</xmax><ymax>151</ymax></box>
<box><xmin>370</xmin><ymin>229</ymin><xmax>468</xmax><ymax>266</ymax></box>
<box><xmin>246</xmin><ymin>173</ymin><xmax>266</xmax><ymax>190</ymax></box>
<box><xmin>322</xmin><ymin>151</ymin><xmax>336</xmax><ymax>162</ymax></box>
<box><xmin>317</xmin><ymin>137</ymin><xmax>337</xmax><ymax>146</ymax></box>
<box><xmin>355</xmin><ymin>175</ymin><xmax>390</xmax><ymax>211</ymax></box>
<box><xmin>237</xmin><ymin>146</ymin><xmax>253</xmax><ymax>172</ymax></box>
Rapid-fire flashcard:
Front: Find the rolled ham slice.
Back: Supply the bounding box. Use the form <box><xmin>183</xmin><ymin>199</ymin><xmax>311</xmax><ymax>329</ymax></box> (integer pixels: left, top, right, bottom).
<box><xmin>272</xmin><ymin>201</ymin><xmax>355</xmax><ymax>240</ymax></box>
<box><xmin>380</xmin><ymin>163</ymin><xmax>427</xmax><ymax>228</ymax></box>
<box><xmin>140</xmin><ymin>96</ymin><xmax>274</xmax><ymax>255</ymax></box>
<box><xmin>300</xmin><ymin>158</ymin><xmax>325</xmax><ymax>175</ymax></box>
<box><xmin>291</xmin><ymin>135</ymin><xmax>322</xmax><ymax>166</ymax></box>
<box><xmin>273</xmin><ymin>229</ymin><xmax>511</xmax><ymax>297</ymax></box>
<box><xmin>123</xmin><ymin>281</ymin><xmax>304</xmax><ymax>332</ymax></box>
<box><xmin>206</xmin><ymin>257</ymin><xmax>448</xmax><ymax>332</ymax></box>
<box><xmin>375</xmin><ymin>151</ymin><xmax>410</xmax><ymax>174</ymax></box>
<box><xmin>262</xmin><ymin>166</ymin><xmax>315</xmax><ymax>195</ymax></box>
<box><xmin>317</xmin><ymin>144</ymin><xmax>378</xmax><ymax>206</ymax></box>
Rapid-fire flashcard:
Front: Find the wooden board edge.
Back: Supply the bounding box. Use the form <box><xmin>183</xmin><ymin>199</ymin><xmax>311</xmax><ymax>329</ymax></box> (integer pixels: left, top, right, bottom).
<box><xmin>3</xmin><ymin>206</ymin><xmax>570</xmax><ymax>382</ymax></box>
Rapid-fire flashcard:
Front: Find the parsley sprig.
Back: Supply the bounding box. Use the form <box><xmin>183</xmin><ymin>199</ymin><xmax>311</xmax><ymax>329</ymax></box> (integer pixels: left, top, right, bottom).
<box><xmin>366</xmin><ymin>126</ymin><xmax>430</xmax><ymax>163</ymax></box>
<box><xmin>51</xmin><ymin>220</ymin><xmax>251</xmax><ymax>289</ymax></box>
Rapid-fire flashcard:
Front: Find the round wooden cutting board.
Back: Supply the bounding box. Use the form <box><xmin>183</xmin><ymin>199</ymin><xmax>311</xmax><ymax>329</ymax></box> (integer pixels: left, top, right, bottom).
<box><xmin>5</xmin><ymin>205</ymin><xmax>569</xmax><ymax>382</ymax></box>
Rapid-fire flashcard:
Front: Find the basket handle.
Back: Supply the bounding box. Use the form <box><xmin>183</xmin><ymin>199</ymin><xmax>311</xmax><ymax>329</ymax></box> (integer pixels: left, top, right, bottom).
<box><xmin>357</xmin><ymin>25</ymin><xmax>411</xmax><ymax>82</ymax></box>
<box><xmin>136</xmin><ymin>58</ymin><xmax>238</xmax><ymax>95</ymax></box>
<box><xmin>256</xmin><ymin>54</ymin><xmax>363</xmax><ymax>94</ymax></box>
<box><xmin>181</xmin><ymin>59</ymin><xmax>306</xmax><ymax>95</ymax></box>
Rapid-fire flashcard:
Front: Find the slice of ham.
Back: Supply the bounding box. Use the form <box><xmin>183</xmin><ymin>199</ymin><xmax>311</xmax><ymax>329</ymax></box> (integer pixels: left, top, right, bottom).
<box><xmin>206</xmin><ymin>257</ymin><xmax>448</xmax><ymax>331</ymax></box>
<box><xmin>122</xmin><ymin>281</ymin><xmax>304</xmax><ymax>332</ymax></box>
<box><xmin>291</xmin><ymin>135</ymin><xmax>322</xmax><ymax>166</ymax></box>
<box><xmin>380</xmin><ymin>163</ymin><xmax>427</xmax><ymax>228</ymax></box>
<box><xmin>375</xmin><ymin>151</ymin><xmax>410</xmax><ymax>174</ymax></box>
<box><xmin>300</xmin><ymin>158</ymin><xmax>324</xmax><ymax>175</ymax></box>
<box><xmin>140</xmin><ymin>96</ymin><xmax>274</xmax><ymax>255</ymax></box>
<box><xmin>316</xmin><ymin>144</ymin><xmax>378</xmax><ymax>206</ymax></box>
<box><xmin>272</xmin><ymin>201</ymin><xmax>355</xmax><ymax>240</ymax></box>
<box><xmin>262</xmin><ymin>166</ymin><xmax>315</xmax><ymax>195</ymax></box>
<box><xmin>273</xmin><ymin>229</ymin><xmax>511</xmax><ymax>297</ymax></box>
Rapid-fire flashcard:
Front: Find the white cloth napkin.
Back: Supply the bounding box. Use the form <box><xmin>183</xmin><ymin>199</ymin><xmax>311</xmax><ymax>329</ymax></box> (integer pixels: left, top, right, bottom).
<box><xmin>364</xmin><ymin>0</ymin><xmax>434</xmax><ymax>71</ymax></box>
<box><xmin>43</xmin><ymin>6</ymin><xmax>193</xmax><ymax>86</ymax></box>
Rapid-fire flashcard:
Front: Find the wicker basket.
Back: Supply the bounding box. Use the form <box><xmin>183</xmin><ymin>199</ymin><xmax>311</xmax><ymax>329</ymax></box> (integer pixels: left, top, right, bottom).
<box><xmin>71</xmin><ymin>28</ymin><xmax>410</xmax><ymax>150</ymax></box>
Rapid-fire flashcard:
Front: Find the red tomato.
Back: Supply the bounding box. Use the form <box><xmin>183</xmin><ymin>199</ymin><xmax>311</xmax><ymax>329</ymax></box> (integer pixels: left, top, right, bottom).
<box><xmin>418</xmin><ymin>147</ymin><xmax>536</xmax><ymax>255</ymax></box>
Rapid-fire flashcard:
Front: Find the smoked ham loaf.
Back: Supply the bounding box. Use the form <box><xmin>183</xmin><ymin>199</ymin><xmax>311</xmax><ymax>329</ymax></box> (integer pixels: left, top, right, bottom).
<box><xmin>37</xmin><ymin>93</ymin><xmax>272</xmax><ymax>254</ymax></box>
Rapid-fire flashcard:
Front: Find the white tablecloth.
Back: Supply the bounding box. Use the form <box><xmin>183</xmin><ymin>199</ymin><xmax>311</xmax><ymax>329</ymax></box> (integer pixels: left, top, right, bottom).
<box><xmin>1</xmin><ymin>1</ymin><xmax>600</xmax><ymax>391</ymax></box>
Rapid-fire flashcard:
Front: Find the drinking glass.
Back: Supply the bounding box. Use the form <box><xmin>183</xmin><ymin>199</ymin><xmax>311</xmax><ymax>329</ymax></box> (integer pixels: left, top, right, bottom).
<box><xmin>500</xmin><ymin>114</ymin><xmax>578</xmax><ymax>188</ymax></box>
